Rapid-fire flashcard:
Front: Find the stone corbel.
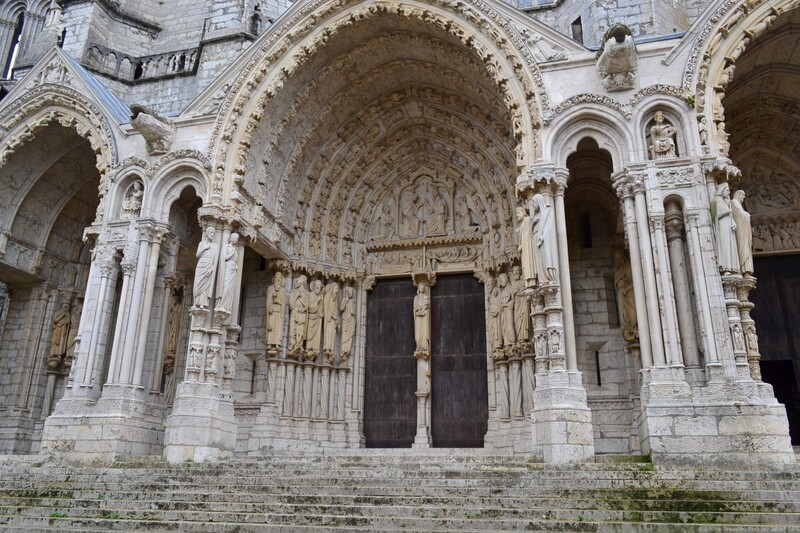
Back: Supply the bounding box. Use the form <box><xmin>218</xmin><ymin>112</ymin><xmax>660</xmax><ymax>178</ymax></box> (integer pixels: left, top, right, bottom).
<box><xmin>703</xmin><ymin>158</ymin><xmax>742</xmax><ymax>185</ymax></box>
<box><xmin>516</xmin><ymin>162</ymin><xmax>557</xmax><ymax>201</ymax></box>
<box><xmin>130</xmin><ymin>105</ymin><xmax>175</xmax><ymax>156</ymax></box>
<box><xmin>596</xmin><ymin>24</ymin><xmax>638</xmax><ymax>92</ymax></box>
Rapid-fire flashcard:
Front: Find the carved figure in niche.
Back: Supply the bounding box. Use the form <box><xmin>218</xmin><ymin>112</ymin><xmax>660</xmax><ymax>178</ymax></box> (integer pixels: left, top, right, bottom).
<box><xmin>426</xmin><ymin>187</ymin><xmax>448</xmax><ymax>236</ymax></box>
<box><xmin>65</xmin><ymin>301</ymin><xmax>82</xmax><ymax>365</ymax></box>
<box><xmin>511</xmin><ymin>266</ymin><xmax>530</xmax><ymax>348</ymax></box>
<box><xmin>323</xmin><ymin>281</ymin><xmax>340</xmax><ymax>363</ymax></box>
<box><xmin>305</xmin><ymin>279</ymin><xmax>324</xmax><ymax>359</ymax></box>
<box><xmin>534</xmin><ymin>333</ymin><xmax>547</xmax><ymax>360</ymax></box>
<box><xmin>378</xmin><ymin>200</ymin><xmax>395</xmax><ymax>240</ymax></box>
<box><xmin>497</xmin><ymin>273</ymin><xmax>516</xmax><ymax>352</ymax></box>
<box><xmin>745</xmin><ymin>324</ymin><xmax>759</xmax><ymax>353</ymax></box>
<box><xmin>455</xmin><ymin>190</ymin><xmax>480</xmax><ymax>233</ymax></box>
<box><xmin>193</xmin><ymin>227</ymin><xmax>217</xmax><ymax>308</ymax></box>
<box><xmin>649</xmin><ymin>111</ymin><xmax>678</xmax><ymax>159</ymax></box>
<box><xmin>400</xmin><ymin>189</ymin><xmax>420</xmax><ymax>237</ymax></box>
<box><xmin>549</xmin><ymin>328</ymin><xmax>562</xmax><ymax>355</ymax></box>
<box><xmin>288</xmin><ymin>275</ymin><xmax>309</xmax><ymax>357</ymax></box>
<box><xmin>265</xmin><ymin>271</ymin><xmax>286</xmax><ymax>353</ymax></box>
<box><xmin>414</xmin><ymin>283</ymin><xmax>431</xmax><ymax>355</ymax></box>
<box><xmin>486</xmin><ymin>277</ymin><xmax>503</xmax><ymax>360</ymax></box>
<box><xmin>217</xmin><ymin>233</ymin><xmax>239</xmax><ymax>313</ymax></box>
<box><xmin>121</xmin><ymin>181</ymin><xmax>144</xmax><ymax>219</ymax></box>
<box><xmin>715</xmin><ymin>121</ymin><xmax>730</xmax><ymax>154</ymax></box>
<box><xmin>530</xmin><ymin>194</ymin><xmax>558</xmax><ymax>284</ymax></box>
<box><xmin>50</xmin><ymin>303</ymin><xmax>71</xmax><ymax>364</ymax></box>
<box><xmin>732</xmin><ymin>322</ymin><xmax>745</xmax><ymax>352</ymax></box>
<box><xmin>340</xmin><ymin>286</ymin><xmax>356</xmax><ymax>364</ymax></box>
<box><xmin>731</xmin><ymin>190</ymin><xmax>754</xmax><ymax>275</ymax></box>
<box><xmin>614</xmin><ymin>249</ymin><xmax>638</xmax><ymax>343</ymax></box>
<box><xmin>516</xmin><ymin>206</ymin><xmax>536</xmax><ymax>288</ymax></box>
<box><xmin>711</xmin><ymin>183</ymin><xmax>740</xmax><ymax>274</ymax></box>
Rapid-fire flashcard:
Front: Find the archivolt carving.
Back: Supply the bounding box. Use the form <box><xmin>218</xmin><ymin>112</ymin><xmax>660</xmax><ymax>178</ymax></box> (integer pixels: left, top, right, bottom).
<box><xmin>210</xmin><ymin>0</ymin><xmax>546</xmax><ymax>202</ymax></box>
<box><xmin>0</xmin><ymin>85</ymin><xmax>117</xmax><ymax>177</ymax></box>
<box><xmin>690</xmin><ymin>0</ymin><xmax>800</xmax><ymax>155</ymax></box>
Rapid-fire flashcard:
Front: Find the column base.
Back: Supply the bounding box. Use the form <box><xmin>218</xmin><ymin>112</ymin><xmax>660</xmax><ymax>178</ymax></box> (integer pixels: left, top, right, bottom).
<box><xmin>163</xmin><ymin>381</ymin><xmax>237</xmax><ymax>463</ymax></box>
<box><xmin>531</xmin><ymin>370</ymin><xmax>595</xmax><ymax>464</ymax></box>
<box><xmin>41</xmin><ymin>384</ymin><xmax>167</xmax><ymax>462</ymax></box>
<box><xmin>638</xmin><ymin>381</ymin><xmax>795</xmax><ymax>469</ymax></box>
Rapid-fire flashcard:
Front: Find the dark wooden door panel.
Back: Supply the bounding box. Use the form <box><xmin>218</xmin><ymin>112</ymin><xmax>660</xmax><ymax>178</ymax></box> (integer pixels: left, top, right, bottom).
<box><xmin>363</xmin><ymin>278</ymin><xmax>417</xmax><ymax>448</ymax></box>
<box><xmin>431</xmin><ymin>274</ymin><xmax>488</xmax><ymax>448</ymax></box>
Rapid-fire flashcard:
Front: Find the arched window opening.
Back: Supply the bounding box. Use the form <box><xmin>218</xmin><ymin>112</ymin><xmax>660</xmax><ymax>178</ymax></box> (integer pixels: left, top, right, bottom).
<box><xmin>4</xmin><ymin>13</ymin><xmax>25</xmax><ymax>79</ymax></box>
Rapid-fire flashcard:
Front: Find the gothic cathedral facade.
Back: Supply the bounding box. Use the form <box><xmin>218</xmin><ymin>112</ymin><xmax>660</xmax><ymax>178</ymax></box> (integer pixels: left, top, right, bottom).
<box><xmin>0</xmin><ymin>0</ymin><xmax>797</xmax><ymax>467</ymax></box>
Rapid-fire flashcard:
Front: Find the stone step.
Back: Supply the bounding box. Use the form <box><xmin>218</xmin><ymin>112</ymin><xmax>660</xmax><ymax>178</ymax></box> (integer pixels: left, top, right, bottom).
<box><xmin>3</xmin><ymin>512</ymin><xmax>800</xmax><ymax>532</ymax></box>
<box><xmin>2</xmin><ymin>492</ymin><xmax>797</xmax><ymax>513</ymax></box>
<box><xmin>1</xmin><ymin>499</ymin><xmax>796</xmax><ymax>525</ymax></box>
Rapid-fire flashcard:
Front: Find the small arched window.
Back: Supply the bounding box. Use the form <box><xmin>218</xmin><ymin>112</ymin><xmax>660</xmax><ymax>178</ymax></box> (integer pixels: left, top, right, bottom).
<box><xmin>4</xmin><ymin>13</ymin><xmax>25</xmax><ymax>79</ymax></box>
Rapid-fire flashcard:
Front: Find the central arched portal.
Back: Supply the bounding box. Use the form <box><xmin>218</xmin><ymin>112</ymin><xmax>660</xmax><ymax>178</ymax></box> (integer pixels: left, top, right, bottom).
<box><xmin>239</xmin><ymin>7</ymin><xmax>523</xmax><ymax>449</ymax></box>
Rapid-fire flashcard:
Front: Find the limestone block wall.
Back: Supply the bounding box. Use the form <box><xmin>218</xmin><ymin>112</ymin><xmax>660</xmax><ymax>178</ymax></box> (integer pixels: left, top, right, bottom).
<box><xmin>524</xmin><ymin>0</ymin><xmax>702</xmax><ymax>48</ymax></box>
<box><xmin>569</xmin><ymin>247</ymin><xmax>634</xmax><ymax>454</ymax></box>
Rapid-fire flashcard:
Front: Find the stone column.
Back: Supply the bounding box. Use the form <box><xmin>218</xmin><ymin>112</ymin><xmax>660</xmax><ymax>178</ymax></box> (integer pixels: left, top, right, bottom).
<box><xmin>631</xmin><ymin>174</ymin><xmax>667</xmax><ymax>369</ymax></box>
<box><xmin>163</xmin><ymin>215</ymin><xmax>240</xmax><ymax>463</ymax></box>
<box><xmin>737</xmin><ymin>276</ymin><xmax>761</xmax><ymax>381</ymax></box>
<box><xmin>664</xmin><ymin>202</ymin><xmax>702</xmax><ymax>379</ymax></box>
<box><xmin>78</xmin><ymin>244</ymin><xmax>118</xmax><ymax>391</ymax></box>
<box><xmin>651</xmin><ymin>216</ymin><xmax>684</xmax><ymax>371</ymax></box>
<box><xmin>721</xmin><ymin>276</ymin><xmax>751</xmax><ymax>381</ymax></box>
<box><xmin>411</xmin><ymin>271</ymin><xmax>434</xmax><ymax>448</ymax></box>
<box><xmin>132</xmin><ymin>227</ymin><xmax>167</xmax><ymax>387</ymax></box>
<box><xmin>552</xmin><ymin>171</ymin><xmax>577</xmax><ymax>370</ymax></box>
<box><xmin>613</xmin><ymin>176</ymin><xmax>653</xmax><ymax>370</ymax></box>
<box><xmin>684</xmin><ymin>212</ymin><xmax>722</xmax><ymax>379</ymax></box>
<box><xmin>516</xmin><ymin>163</ymin><xmax>594</xmax><ymax>464</ymax></box>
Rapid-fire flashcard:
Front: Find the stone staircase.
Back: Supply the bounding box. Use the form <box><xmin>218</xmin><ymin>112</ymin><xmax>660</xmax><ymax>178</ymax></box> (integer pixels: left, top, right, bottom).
<box><xmin>0</xmin><ymin>452</ymin><xmax>799</xmax><ymax>531</ymax></box>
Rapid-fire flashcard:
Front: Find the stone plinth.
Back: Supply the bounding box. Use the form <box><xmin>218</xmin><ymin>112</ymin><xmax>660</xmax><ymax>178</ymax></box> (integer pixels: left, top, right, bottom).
<box><xmin>638</xmin><ymin>381</ymin><xmax>795</xmax><ymax>469</ymax></box>
<box><xmin>163</xmin><ymin>381</ymin><xmax>236</xmax><ymax>463</ymax></box>
<box><xmin>531</xmin><ymin>370</ymin><xmax>595</xmax><ymax>464</ymax></box>
<box><xmin>40</xmin><ymin>385</ymin><xmax>166</xmax><ymax>462</ymax></box>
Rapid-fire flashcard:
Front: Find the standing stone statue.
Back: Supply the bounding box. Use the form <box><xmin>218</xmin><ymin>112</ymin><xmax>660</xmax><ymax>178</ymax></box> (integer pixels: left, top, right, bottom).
<box><xmin>711</xmin><ymin>183</ymin><xmax>740</xmax><ymax>274</ymax></box>
<box><xmin>193</xmin><ymin>226</ymin><xmax>217</xmax><ymax>307</ymax></box>
<box><xmin>265</xmin><ymin>271</ymin><xmax>286</xmax><ymax>353</ymax></box>
<box><xmin>614</xmin><ymin>249</ymin><xmax>638</xmax><ymax>342</ymax></box>
<box><xmin>65</xmin><ymin>301</ymin><xmax>82</xmax><ymax>364</ymax></box>
<box><xmin>486</xmin><ymin>277</ymin><xmax>502</xmax><ymax>360</ymax></box>
<box><xmin>531</xmin><ymin>194</ymin><xmax>558</xmax><ymax>284</ymax></box>
<box><xmin>305</xmin><ymin>279</ymin><xmax>324</xmax><ymax>358</ymax></box>
<box><xmin>649</xmin><ymin>111</ymin><xmax>678</xmax><ymax>159</ymax></box>
<box><xmin>731</xmin><ymin>189</ymin><xmax>754</xmax><ymax>275</ymax></box>
<box><xmin>340</xmin><ymin>286</ymin><xmax>356</xmax><ymax>363</ymax></box>
<box><xmin>121</xmin><ymin>181</ymin><xmax>144</xmax><ymax>219</ymax></box>
<box><xmin>288</xmin><ymin>275</ymin><xmax>309</xmax><ymax>357</ymax></box>
<box><xmin>217</xmin><ymin>232</ymin><xmax>239</xmax><ymax>313</ymax></box>
<box><xmin>426</xmin><ymin>188</ymin><xmax>448</xmax><ymax>236</ymax></box>
<box><xmin>497</xmin><ymin>273</ymin><xmax>516</xmax><ymax>351</ymax></box>
<box><xmin>50</xmin><ymin>303</ymin><xmax>71</xmax><ymax>361</ymax></box>
<box><xmin>323</xmin><ymin>281</ymin><xmax>340</xmax><ymax>363</ymax></box>
<box><xmin>511</xmin><ymin>266</ymin><xmax>530</xmax><ymax>349</ymax></box>
<box><xmin>516</xmin><ymin>206</ymin><xmax>536</xmax><ymax>288</ymax></box>
<box><xmin>414</xmin><ymin>284</ymin><xmax>431</xmax><ymax>355</ymax></box>
<box><xmin>401</xmin><ymin>189</ymin><xmax>420</xmax><ymax>237</ymax></box>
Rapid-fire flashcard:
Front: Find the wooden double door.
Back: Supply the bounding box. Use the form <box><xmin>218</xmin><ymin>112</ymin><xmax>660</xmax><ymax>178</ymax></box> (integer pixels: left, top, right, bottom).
<box><xmin>363</xmin><ymin>274</ymin><xmax>488</xmax><ymax>447</ymax></box>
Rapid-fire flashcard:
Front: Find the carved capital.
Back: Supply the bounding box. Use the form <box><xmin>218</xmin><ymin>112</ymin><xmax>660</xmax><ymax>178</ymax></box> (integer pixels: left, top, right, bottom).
<box><xmin>412</xmin><ymin>271</ymin><xmax>436</xmax><ymax>287</ymax></box>
<box><xmin>516</xmin><ymin>162</ymin><xmax>560</xmax><ymax>199</ymax></box>
<box><xmin>703</xmin><ymin>158</ymin><xmax>742</xmax><ymax>184</ymax></box>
